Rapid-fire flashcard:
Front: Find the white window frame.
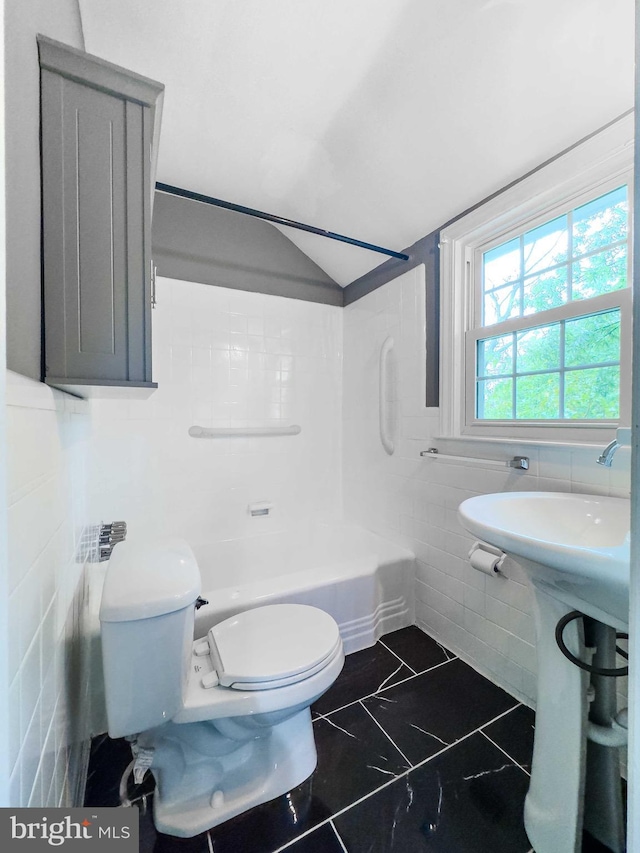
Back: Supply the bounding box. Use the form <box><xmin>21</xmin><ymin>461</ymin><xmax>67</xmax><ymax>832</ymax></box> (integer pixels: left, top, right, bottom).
<box><xmin>440</xmin><ymin>114</ymin><xmax>633</xmax><ymax>444</ymax></box>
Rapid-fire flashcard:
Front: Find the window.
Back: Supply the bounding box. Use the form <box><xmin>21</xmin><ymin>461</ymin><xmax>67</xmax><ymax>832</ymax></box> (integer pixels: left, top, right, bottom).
<box><xmin>474</xmin><ymin>186</ymin><xmax>628</xmax><ymax>422</ymax></box>
<box><xmin>439</xmin><ymin>116</ymin><xmax>633</xmax><ymax>443</ymax></box>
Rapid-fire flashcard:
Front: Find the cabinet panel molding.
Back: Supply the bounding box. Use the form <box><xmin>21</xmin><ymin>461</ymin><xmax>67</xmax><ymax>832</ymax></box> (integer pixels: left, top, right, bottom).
<box><xmin>38</xmin><ymin>35</ymin><xmax>163</xmax><ymax>396</ymax></box>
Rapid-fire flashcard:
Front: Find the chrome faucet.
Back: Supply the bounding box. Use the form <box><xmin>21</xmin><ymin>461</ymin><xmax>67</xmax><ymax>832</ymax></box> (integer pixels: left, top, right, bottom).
<box><xmin>596</xmin><ymin>439</ymin><xmax>621</xmax><ymax>468</ymax></box>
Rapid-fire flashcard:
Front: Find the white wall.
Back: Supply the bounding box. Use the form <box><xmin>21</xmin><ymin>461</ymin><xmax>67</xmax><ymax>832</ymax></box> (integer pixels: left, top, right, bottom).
<box><xmin>5</xmin><ymin>374</ymin><xmax>92</xmax><ymax>807</ymax></box>
<box><xmin>88</xmin><ymin>278</ymin><xmax>343</xmax><ymax>548</ymax></box>
<box><xmin>343</xmin><ymin>266</ymin><xmax>631</xmax><ymax>706</ymax></box>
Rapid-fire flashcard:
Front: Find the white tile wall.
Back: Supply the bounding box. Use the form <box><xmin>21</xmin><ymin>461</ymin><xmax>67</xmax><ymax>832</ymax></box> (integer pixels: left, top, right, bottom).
<box><xmin>87</xmin><ymin>278</ymin><xmax>344</xmax><ymax>548</ymax></box>
<box><xmin>342</xmin><ymin>266</ymin><xmax>631</xmax><ymax>708</ymax></box>
<box><xmin>5</xmin><ymin>371</ymin><xmax>92</xmax><ymax>807</ymax></box>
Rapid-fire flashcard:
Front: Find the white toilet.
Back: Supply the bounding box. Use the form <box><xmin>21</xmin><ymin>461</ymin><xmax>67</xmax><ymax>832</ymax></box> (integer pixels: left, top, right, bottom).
<box><xmin>99</xmin><ymin>538</ymin><xmax>345</xmax><ymax>837</ymax></box>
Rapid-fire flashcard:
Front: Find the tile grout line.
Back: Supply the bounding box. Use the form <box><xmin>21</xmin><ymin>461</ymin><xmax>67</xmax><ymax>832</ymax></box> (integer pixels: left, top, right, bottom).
<box><xmin>313</xmin><ymin>657</ymin><xmax>455</xmax><ymax>720</ymax></box>
<box><xmin>153</xmin><ymin>699</ymin><xmax>526</xmax><ymax>853</ymax></box>
<box><xmin>231</xmin><ymin>631</ymin><xmax>522</xmax><ymax>853</ymax></box>
<box><xmin>274</xmin><ymin>700</ymin><xmax>524</xmax><ymax>853</ymax></box>
<box><xmin>358</xmin><ymin>699</ymin><xmax>413</xmax><ymax>767</ymax></box>
<box><xmin>271</xmin><ymin>822</ymin><xmax>331</xmax><ymax>853</ymax></box>
<box><xmin>377</xmin><ymin>638</ymin><xmax>418</xmax><ymax>675</ymax></box>
<box><xmin>388</xmin><ymin>701</ymin><xmax>523</xmax><ymax>781</ymax></box>
<box><xmin>480</xmin><ymin>729</ymin><xmax>531</xmax><ymax>777</ymax></box>
<box><xmin>323</xmin><ymin>702</ymin><xmax>523</xmax><ymax>826</ymax></box>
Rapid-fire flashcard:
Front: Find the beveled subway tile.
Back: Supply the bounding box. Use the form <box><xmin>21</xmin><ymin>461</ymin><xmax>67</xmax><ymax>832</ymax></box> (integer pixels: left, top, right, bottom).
<box><xmin>482</xmin><ymin>704</ymin><xmax>535</xmax><ymax>772</ymax></box>
<box><xmin>334</xmin><ymin>732</ymin><xmax>531</xmax><ymax>853</ymax></box>
<box><xmin>311</xmin><ymin>702</ymin><xmax>410</xmax><ymax>815</ymax></box>
<box><xmin>311</xmin><ymin>643</ymin><xmax>413</xmax><ymax>717</ymax></box>
<box><xmin>363</xmin><ymin>658</ymin><xmax>517</xmax><ymax>766</ymax></box>
<box><xmin>380</xmin><ymin>626</ymin><xmax>454</xmax><ymax>673</ymax></box>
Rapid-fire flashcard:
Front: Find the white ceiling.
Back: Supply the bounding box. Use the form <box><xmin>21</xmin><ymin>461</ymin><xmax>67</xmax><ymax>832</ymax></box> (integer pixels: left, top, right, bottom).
<box><xmin>78</xmin><ymin>0</ymin><xmax>634</xmax><ymax>286</ymax></box>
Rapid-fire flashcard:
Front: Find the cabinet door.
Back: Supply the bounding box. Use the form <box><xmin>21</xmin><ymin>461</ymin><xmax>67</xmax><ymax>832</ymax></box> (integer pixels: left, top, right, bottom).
<box><xmin>42</xmin><ymin>70</ymin><xmax>151</xmax><ymax>383</ymax></box>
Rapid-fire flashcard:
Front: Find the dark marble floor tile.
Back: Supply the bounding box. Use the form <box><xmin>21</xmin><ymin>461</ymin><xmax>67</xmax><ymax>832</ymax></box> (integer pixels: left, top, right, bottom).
<box><xmin>207</xmin><ymin>777</ymin><xmax>333</xmax><ymax>853</ymax></box>
<box><xmin>482</xmin><ymin>704</ymin><xmax>535</xmax><ymax>771</ymax></box>
<box><xmin>138</xmin><ymin>807</ymin><xmax>157</xmax><ymax>853</ymax></box>
<box><xmin>84</xmin><ymin>734</ymin><xmax>133</xmax><ymax>807</ymax></box>
<box><xmin>311</xmin><ymin>642</ymin><xmax>413</xmax><ymax>716</ymax></box>
<box><xmin>363</xmin><ymin>658</ymin><xmax>517</xmax><ymax>766</ymax></box>
<box><xmin>153</xmin><ymin>830</ymin><xmax>210</xmax><ymax>853</ymax></box>
<box><xmin>334</xmin><ymin>732</ymin><xmax>531</xmax><ymax>853</ymax></box>
<box><xmin>312</xmin><ymin>702</ymin><xmax>410</xmax><ymax>814</ymax></box>
<box><xmin>380</xmin><ymin>626</ymin><xmax>454</xmax><ymax>673</ymax></box>
<box><xmin>283</xmin><ymin>822</ymin><xmax>346</xmax><ymax>853</ymax></box>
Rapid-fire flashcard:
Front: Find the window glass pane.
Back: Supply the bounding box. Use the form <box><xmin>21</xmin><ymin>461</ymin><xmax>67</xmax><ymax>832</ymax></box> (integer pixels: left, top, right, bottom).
<box><xmin>473</xmin><ymin>184</ymin><xmax>627</xmax><ymax>425</ymax></box>
<box><xmin>564</xmin><ymin>367</ymin><xmax>619</xmax><ymax>419</ymax></box>
<box><xmin>516</xmin><ymin>324</ymin><xmax>561</xmax><ymax>373</ymax></box>
<box><xmin>523</xmin><ymin>268</ymin><xmax>568</xmax><ymax>315</ymax></box>
<box><xmin>523</xmin><ymin>215</ymin><xmax>568</xmax><ymax>275</ymax></box>
<box><xmin>483</xmin><ymin>282</ymin><xmax>521</xmax><ymax>325</ymax></box>
<box><xmin>483</xmin><ymin>237</ymin><xmax>520</xmax><ymax>290</ymax></box>
<box><xmin>515</xmin><ymin>374</ymin><xmax>560</xmax><ymax>419</ymax></box>
<box><xmin>477</xmin><ymin>377</ymin><xmax>513</xmax><ymax>419</ymax></box>
<box><xmin>477</xmin><ymin>335</ymin><xmax>513</xmax><ymax>377</ymax></box>
<box><xmin>572</xmin><ymin>186</ymin><xmax>628</xmax><ymax>257</ymax></box>
<box><xmin>564</xmin><ymin>310</ymin><xmax>620</xmax><ymax>367</ymax></box>
<box><xmin>572</xmin><ymin>246</ymin><xmax>627</xmax><ymax>301</ymax></box>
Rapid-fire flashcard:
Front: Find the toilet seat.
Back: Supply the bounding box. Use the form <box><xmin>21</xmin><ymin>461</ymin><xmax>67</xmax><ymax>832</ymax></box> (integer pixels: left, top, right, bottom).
<box><xmin>207</xmin><ymin>603</ymin><xmax>341</xmax><ymax>690</ymax></box>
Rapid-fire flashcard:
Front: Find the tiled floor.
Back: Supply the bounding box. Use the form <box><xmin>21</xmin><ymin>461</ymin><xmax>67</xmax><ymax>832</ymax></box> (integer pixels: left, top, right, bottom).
<box><xmin>86</xmin><ymin>626</ymin><xmax>544</xmax><ymax>851</ymax></box>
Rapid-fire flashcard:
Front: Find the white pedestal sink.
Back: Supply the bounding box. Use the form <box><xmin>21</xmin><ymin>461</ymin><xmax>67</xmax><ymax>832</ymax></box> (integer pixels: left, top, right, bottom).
<box><xmin>459</xmin><ymin>492</ymin><xmax>630</xmax><ymax>853</ymax></box>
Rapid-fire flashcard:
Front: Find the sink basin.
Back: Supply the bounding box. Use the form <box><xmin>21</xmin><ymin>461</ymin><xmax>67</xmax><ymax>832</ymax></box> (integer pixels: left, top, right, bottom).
<box><xmin>458</xmin><ymin>491</ymin><xmax>630</xmax><ymax>629</ymax></box>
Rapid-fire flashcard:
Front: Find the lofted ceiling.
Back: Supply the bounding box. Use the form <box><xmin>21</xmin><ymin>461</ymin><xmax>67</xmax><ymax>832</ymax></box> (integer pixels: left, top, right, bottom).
<box><xmin>78</xmin><ymin>0</ymin><xmax>634</xmax><ymax>286</ymax></box>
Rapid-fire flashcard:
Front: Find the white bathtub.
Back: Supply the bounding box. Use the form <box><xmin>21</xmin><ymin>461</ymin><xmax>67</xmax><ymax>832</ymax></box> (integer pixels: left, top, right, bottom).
<box><xmin>192</xmin><ymin>523</ymin><xmax>415</xmax><ymax>654</ymax></box>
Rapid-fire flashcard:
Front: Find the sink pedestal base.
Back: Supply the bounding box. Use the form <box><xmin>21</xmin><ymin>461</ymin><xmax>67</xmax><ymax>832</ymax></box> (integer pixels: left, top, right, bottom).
<box><xmin>526</xmin><ymin>584</ymin><xmax>625</xmax><ymax>853</ymax></box>
<box><xmin>526</xmin><ymin>586</ymin><xmax>588</xmax><ymax>853</ymax></box>
<box><xmin>583</xmin><ymin>619</ymin><xmax>626</xmax><ymax>853</ymax></box>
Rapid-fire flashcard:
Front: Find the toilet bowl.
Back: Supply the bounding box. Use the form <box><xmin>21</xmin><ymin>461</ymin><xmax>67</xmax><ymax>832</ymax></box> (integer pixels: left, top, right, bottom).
<box><xmin>99</xmin><ymin>538</ymin><xmax>344</xmax><ymax>837</ymax></box>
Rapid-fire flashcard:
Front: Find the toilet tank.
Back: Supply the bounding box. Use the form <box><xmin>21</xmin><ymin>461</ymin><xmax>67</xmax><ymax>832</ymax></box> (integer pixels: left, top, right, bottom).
<box><xmin>99</xmin><ymin>538</ymin><xmax>201</xmax><ymax>738</ymax></box>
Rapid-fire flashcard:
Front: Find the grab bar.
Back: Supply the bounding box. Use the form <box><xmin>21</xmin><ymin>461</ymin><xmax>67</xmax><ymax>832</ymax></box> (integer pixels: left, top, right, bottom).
<box><xmin>420</xmin><ymin>448</ymin><xmax>529</xmax><ymax>470</ymax></box>
<box><xmin>379</xmin><ymin>336</ymin><xmax>395</xmax><ymax>456</ymax></box>
<box><xmin>189</xmin><ymin>425</ymin><xmax>301</xmax><ymax>438</ymax></box>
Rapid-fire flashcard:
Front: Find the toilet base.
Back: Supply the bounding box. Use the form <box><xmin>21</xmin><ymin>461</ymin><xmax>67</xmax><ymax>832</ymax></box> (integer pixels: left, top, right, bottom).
<box><xmin>150</xmin><ymin>707</ymin><xmax>318</xmax><ymax>837</ymax></box>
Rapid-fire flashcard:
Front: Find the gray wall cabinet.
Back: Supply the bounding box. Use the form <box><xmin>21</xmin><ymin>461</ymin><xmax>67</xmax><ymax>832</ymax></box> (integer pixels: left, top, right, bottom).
<box><xmin>38</xmin><ymin>35</ymin><xmax>164</xmax><ymax>396</ymax></box>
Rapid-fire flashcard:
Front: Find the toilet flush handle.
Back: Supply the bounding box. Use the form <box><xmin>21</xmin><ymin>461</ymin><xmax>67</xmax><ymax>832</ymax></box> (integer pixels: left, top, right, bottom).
<box><xmin>195</xmin><ymin>596</ymin><xmax>209</xmax><ymax>610</ymax></box>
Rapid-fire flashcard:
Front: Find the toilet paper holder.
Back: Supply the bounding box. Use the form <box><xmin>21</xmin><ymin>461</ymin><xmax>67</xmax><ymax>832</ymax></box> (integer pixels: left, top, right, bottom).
<box><xmin>468</xmin><ymin>540</ymin><xmax>506</xmax><ymax>576</ymax></box>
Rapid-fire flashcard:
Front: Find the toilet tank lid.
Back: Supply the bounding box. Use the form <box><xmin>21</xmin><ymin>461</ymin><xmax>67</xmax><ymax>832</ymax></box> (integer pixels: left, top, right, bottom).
<box><xmin>99</xmin><ymin>538</ymin><xmax>201</xmax><ymax>622</ymax></box>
